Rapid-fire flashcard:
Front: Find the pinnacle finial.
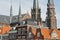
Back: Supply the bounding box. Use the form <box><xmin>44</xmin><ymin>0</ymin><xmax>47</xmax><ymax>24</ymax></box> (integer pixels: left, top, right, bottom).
<box><xmin>18</xmin><ymin>4</ymin><xmax>21</xmax><ymax>17</ymax></box>
<box><xmin>48</xmin><ymin>0</ymin><xmax>54</xmax><ymax>8</ymax></box>
<box><xmin>33</xmin><ymin>0</ymin><xmax>39</xmax><ymax>9</ymax></box>
<box><xmin>18</xmin><ymin>0</ymin><xmax>21</xmax><ymax>17</ymax></box>
<box><xmin>10</xmin><ymin>0</ymin><xmax>12</xmax><ymax>14</ymax></box>
<box><xmin>10</xmin><ymin>0</ymin><xmax>13</xmax><ymax>24</ymax></box>
<box><xmin>48</xmin><ymin>0</ymin><xmax>54</xmax><ymax>5</ymax></box>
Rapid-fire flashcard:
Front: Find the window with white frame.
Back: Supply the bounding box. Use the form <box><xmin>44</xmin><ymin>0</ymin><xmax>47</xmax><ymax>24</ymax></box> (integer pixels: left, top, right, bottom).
<box><xmin>37</xmin><ymin>32</ymin><xmax>40</xmax><ymax>37</ymax></box>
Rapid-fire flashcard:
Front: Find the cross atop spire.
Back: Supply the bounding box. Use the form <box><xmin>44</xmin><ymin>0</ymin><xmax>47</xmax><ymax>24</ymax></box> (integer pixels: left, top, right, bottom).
<box><xmin>33</xmin><ymin>0</ymin><xmax>39</xmax><ymax>9</ymax></box>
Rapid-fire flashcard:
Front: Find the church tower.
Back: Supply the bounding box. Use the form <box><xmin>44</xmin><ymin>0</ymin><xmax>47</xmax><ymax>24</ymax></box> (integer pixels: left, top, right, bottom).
<box><xmin>46</xmin><ymin>0</ymin><xmax>57</xmax><ymax>29</ymax></box>
<box><xmin>31</xmin><ymin>0</ymin><xmax>42</xmax><ymax>25</ymax></box>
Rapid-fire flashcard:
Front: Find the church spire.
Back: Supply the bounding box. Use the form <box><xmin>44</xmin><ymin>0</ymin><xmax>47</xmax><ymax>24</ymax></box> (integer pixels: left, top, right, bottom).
<box><xmin>18</xmin><ymin>0</ymin><xmax>21</xmax><ymax>23</ymax></box>
<box><xmin>46</xmin><ymin>0</ymin><xmax>57</xmax><ymax>29</ymax></box>
<box><xmin>31</xmin><ymin>0</ymin><xmax>42</xmax><ymax>25</ymax></box>
<box><xmin>10</xmin><ymin>0</ymin><xmax>13</xmax><ymax>24</ymax></box>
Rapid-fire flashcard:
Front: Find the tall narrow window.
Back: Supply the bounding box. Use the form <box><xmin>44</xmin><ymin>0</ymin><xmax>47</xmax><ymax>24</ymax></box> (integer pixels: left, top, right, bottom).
<box><xmin>37</xmin><ymin>32</ymin><xmax>40</xmax><ymax>37</ymax></box>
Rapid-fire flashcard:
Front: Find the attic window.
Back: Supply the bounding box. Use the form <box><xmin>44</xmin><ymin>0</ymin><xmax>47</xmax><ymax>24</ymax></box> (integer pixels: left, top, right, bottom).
<box><xmin>37</xmin><ymin>32</ymin><xmax>40</xmax><ymax>37</ymax></box>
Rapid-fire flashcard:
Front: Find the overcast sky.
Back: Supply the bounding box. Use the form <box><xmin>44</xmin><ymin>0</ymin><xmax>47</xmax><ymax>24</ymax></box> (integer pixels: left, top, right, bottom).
<box><xmin>0</xmin><ymin>0</ymin><xmax>60</xmax><ymax>28</ymax></box>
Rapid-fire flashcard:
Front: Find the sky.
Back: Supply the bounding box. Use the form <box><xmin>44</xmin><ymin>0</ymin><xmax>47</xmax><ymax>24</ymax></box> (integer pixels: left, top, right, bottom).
<box><xmin>0</xmin><ymin>0</ymin><xmax>60</xmax><ymax>28</ymax></box>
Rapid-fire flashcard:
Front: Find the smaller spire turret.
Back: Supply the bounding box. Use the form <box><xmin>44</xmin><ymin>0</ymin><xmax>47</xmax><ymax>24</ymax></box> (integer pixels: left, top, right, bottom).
<box><xmin>10</xmin><ymin>0</ymin><xmax>13</xmax><ymax>24</ymax></box>
<box><xmin>47</xmin><ymin>0</ymin><xmax>54</xmax><ymax>8</ymax></box>
<box><xmin>18</xmin><ymin>0</ymin><xmax>21</xmax><ymax>25</ymax></box>
<box><xmin>18</xmin><ymin>4</ymin><xmax>21</xmax><ymax>22</ymax></box>
<box><xmin>48</xmin><ymin>0</ymin><xmax>54</xmax><ymax>5</ymax></box>
<box><xmin>33</xmin><ymin>0</ymin><xmax>39</xmax><ymax>9</ymax></box>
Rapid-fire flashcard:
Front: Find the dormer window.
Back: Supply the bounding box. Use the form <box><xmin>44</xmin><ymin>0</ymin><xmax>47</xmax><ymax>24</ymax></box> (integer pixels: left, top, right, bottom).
<box><xmin>37</xmin><ymin>32</ymin><xmax>40</xmax><ymax>37</ymax></box>
<box><xmin>29</xmin><ymin>32</ymin><xmax>32</xmax><ymax>38</ymax></box>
